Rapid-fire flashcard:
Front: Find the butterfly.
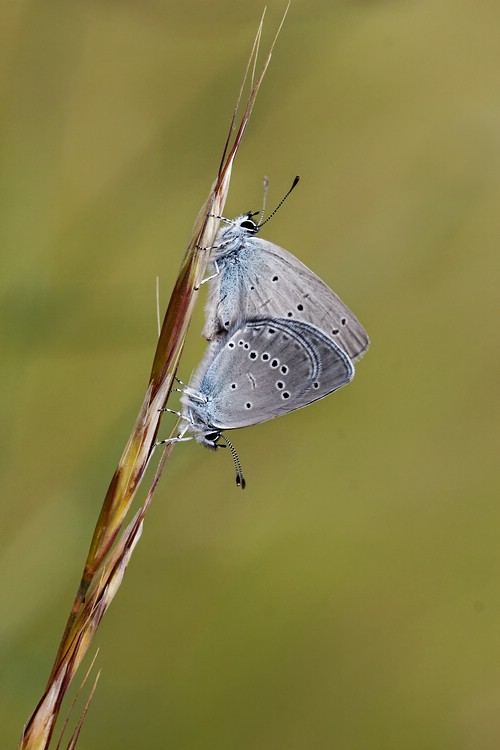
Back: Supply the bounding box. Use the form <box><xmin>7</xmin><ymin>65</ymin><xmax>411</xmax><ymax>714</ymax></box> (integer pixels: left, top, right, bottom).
<box><xmin>202</xmin><ymin>206</ymin><xmax>369</xmax><ymax>362</ymax></box>
<box><xmin>170</xmin><ymin>317</ymin><xmax>354</xmax><ymax>486</ymax></box>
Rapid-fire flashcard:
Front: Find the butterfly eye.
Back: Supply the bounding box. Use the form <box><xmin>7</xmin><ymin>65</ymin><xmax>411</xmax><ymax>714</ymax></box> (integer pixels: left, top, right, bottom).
<box><xmin>240</xmin><ymin>220</ymin><xmax>257</xmax><ymax>232</ymax></box>
<box><xmin>204</xmin><ymin>431</ymin><xmax>220</xmax><ymax>443</ymax></box>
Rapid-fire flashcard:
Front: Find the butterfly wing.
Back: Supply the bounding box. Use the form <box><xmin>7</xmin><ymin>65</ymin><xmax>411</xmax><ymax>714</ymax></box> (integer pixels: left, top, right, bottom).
<box><xmin>191</xmin><ymin>318</ymin><xmax>354</xmax><ymax>431</ymax></box>
<box><xmin>203</xmin><ymin>237</ymin><xmax>369</xmax><ymax>361</ymax></box>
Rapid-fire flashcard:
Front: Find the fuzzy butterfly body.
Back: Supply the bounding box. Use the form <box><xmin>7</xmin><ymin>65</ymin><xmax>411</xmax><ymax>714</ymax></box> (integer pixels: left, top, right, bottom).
<box><xmin>203</xmin><ymin>213</ymin><xmax>370</xmax><ymax>361</ymax></box>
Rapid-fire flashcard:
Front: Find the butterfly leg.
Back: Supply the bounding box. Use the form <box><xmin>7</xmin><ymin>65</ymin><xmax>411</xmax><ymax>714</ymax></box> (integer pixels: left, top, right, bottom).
<box><xmin>156</xmin><ymin>435</ymin><xmax>192</xmax><ymax>446</ymax></box>
<box><xmin>170</xmin><ymin>378</ymin><xmax>208</xmax><ymax>404</ymax></box>
<box><xmin>166</xmin><ymin>379</ymin><xmax>209</xmax><ymax>409</ymax></box>
<box><xmin>208</xmin><ymin>213</ymin><xmax>232</xmax><ymax>225</ymax></box>
<box><xmin>195</xmin><ymin>260</ymin><xmax>220</xmax><ymax>290</ymax></box>
<box><xmin>160</xmin><ymin>406</ymin><xmax>187</xmax><ymax>418</ymax></box>
<box><xmin>169</xmin><ymin>376</ymin><xmax>189</xmax><ymax>395</ymax></box>
<box><xmin>156</xmin><ymin>420</ymin><xmax>192</xmax><ymax>446</ymax></box>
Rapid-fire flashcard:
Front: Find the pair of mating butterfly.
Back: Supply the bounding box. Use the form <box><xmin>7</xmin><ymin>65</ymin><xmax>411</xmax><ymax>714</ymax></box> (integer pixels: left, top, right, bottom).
<box><xmin>162</xmin><ymin>178</ymin><xmax>369</xmax><ymax>487</ymax></box>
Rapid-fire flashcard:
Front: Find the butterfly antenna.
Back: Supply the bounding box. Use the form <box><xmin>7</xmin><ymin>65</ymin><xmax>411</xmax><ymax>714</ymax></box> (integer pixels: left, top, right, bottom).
<box><xmin>257</xmin><ymin>175</ymin><xmax>300</xmax><ymax>229</ymax></box>
<box><xmin>219</xmin><ymin>434</ymin><xmax>246</xmax><ymax>489</ymax></box>
<box><xmin>260</xmin><ymin>175</ymin><xmax>270</xmax><ymax>223</ymax></box>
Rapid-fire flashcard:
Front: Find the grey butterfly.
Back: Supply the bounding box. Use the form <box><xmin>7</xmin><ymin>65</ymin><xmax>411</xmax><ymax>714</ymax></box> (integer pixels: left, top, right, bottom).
<box><xmin>203</xmin><ymin>199</ymin><xmax>369</xmax><ymax>361</ymax></box>
<box><xmin>171</xmin><ymin>317</ymin><xmax>354</xmax><ymax>487</ymax></box>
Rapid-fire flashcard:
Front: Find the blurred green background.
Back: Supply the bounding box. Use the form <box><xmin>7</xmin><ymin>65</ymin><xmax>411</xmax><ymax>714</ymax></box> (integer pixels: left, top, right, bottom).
<box><xmin>1</xmin><ymin>1</ymin><xmax>499</xmax><ymax>748</ymax></box>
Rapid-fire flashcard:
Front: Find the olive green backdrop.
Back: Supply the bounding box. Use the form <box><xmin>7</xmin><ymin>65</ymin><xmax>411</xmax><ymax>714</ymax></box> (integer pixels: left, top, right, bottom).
<box><xmin>1</xmin><ymin>1</ymin><xmax>499</xmax><ymax>748</ymax></box>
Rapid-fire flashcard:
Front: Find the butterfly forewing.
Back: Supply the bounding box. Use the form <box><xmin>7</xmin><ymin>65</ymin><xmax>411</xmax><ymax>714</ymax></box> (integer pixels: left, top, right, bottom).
<box><xmin>203</xmin><ymin>231</ymin><xmax>369</xmax><ymax>361</ymax></box>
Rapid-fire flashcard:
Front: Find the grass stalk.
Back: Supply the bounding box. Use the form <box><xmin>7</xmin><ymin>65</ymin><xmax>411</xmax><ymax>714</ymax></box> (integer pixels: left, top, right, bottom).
<box><xmin>18</xmin><ymin>7</ymin><xmax>289</xmax><ymax>749</ymax></box>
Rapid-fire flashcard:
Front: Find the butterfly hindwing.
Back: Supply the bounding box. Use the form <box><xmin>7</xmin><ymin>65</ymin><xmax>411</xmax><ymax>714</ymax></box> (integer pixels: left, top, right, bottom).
<box><xmin>186</xmin><ymin>318</ymin><xmax>354</xmax><ymax>431</ymax></box>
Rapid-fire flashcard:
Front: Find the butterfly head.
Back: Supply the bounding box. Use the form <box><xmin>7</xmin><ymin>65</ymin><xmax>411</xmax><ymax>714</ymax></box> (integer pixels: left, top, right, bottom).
<box><xmin>238</xmin><ymin>212</ymin><xmax>260</xmax><ymax>234</ymax></box>
<box><xmin>199</xmin><ymin>429</ymin><xmax>223</xmax><ymax>450</ymax></box>
<box><xmin>213</xmin><ymin>176</ymin><xmax>299</xmax><ymax>245</ymax></box>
